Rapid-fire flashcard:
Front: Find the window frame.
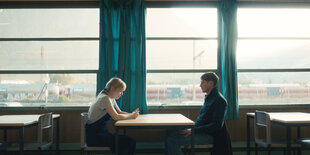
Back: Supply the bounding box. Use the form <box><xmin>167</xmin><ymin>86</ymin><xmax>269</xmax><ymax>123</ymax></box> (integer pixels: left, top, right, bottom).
<box><xmin>2</xmin><ymin>1</ymin><xmax>310</xmax><ymax>109</ymax></box>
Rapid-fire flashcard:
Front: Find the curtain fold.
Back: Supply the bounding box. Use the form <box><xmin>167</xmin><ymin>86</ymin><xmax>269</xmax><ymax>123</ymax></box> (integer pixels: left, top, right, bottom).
<box><xmin>98</xmin><ymin>0</ymin><xmax>148</xmax><ymax>114</ymax></box>
<box><xmin>220</xmin><ymin>0</ymin><xmax>239</xmax><ymax>120</ymax></box>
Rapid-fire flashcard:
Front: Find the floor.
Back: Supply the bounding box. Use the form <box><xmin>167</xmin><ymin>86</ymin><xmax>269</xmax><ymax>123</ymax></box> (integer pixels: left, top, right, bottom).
<box><xmin>3</xmin><ymin>150</ymin><xmax>310</xmax><ymax>155</ymax></box>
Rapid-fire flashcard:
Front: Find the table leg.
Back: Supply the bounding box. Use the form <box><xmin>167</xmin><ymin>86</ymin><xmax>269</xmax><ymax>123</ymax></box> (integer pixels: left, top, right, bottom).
<box><xmin>3</xmin><ymin>128</ymin><xmax>7</xmax><ymax>142</ymax></box>
<box><xmin>191</xmin><ymin>126</ymin><xmax>195</xmax><ymax>155</ymax></box>
<box><xmin>2</xmin><ymin>128</ymin><xmax>7</xmax><ymax>155</ymax></box>
<box><xmin>56</xmin><ymin>117</ymin><xmax>60</xmax><ymax>154</ymax></box>
<box><xmin>297</xmin><ymin>126</ymin><xmax>301</xmax><ymax>155</ymax></box>
<box><xmin>286</xmin><ymin>126</ymin><xmax>291</xmax><ymax>155</ymax></box>
<box><xmin>247</xmin><ymin>115</ymin><xmax>251</xmax><ymax>155</ymax></box>
<box><xmin>19</xmin><ymin>127</ymin><xmax>24</xmax><ymax>155</ymax></box>
<box><xmin>115</xmin><ymin>127</ymin><xmax>119</xmax><ymax>155</ymax></box>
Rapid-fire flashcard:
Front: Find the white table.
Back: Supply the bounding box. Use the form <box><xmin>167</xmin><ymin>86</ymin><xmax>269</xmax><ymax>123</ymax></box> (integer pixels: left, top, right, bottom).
<box><xmin>246</xmin><ymin>112</ymin><xmax>310</xmax><ymax>155</ymax></box>
<box><xmin>115</xmin><ymin>114</ymin><xmax>195</xmax><ymax>155</ymax></box>
<box><xmin>0</xmin><ymin>114</ymin><xmax>60</xmax><ymax>155</ymax></box>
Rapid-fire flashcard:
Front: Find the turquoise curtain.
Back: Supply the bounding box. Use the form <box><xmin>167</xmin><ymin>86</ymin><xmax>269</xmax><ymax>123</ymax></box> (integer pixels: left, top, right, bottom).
<box><xmin>98</xmin><ymin>0</ymin><xmax>148</xmax><ymax>114</ymax></box>
<box><xmin>220</xmin><ymin>0</ymin><xmax>239</xmax><ymax>120</ymax></box>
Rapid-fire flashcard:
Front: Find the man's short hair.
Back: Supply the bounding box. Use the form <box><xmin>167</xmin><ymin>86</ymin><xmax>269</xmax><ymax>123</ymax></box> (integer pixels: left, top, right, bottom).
<box><xmin>201</xmin><ymin>72</ymin><xmax>219</xmax><ymax>86</ymax></box>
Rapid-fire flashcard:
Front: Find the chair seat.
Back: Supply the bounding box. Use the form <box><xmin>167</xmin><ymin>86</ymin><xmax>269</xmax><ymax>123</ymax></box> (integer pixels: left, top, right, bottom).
<box><xmin>182</xmin><ymin>144</ymin><xmax>213</xmax><ymax>149</ymax></box>
<box><xmin>194</xmin><ymin>144</ymin><xmax>214</xmax><ymax>149</ymax></box>
<box><xmin>6</xmin><ymin>141</ymin><xmax>53</xmax><ymax>151</ymax></box>
<box><xmin>182</xmin><ymin>144</ymin><xmax>213</xmax><ymax>155</ymax></box>
<box><xmin>82</xmin><ymin>144</ymin><xmax>110</xmax><ymax>151</ymax></box>
<box><xmin>84</xmin><ymin>146</ymin><xmax>110</xmax><ymax>151</ymax></box>
<box><xmin>297</xmin><ymin>138</ymin><xmax>310</xmax><ymax>147</ymax></box>
<box><xmin>256</xmin><ymin>139</ymin><xmax>301</xmax><ymax>148</ymax></box>
<box><xmin>0</xmin><ymin>142</ymin><xmax>11</xmax><ymax>150</ymax></box>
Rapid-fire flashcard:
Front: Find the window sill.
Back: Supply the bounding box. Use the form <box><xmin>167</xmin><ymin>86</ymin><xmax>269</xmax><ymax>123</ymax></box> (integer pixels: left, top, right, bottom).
<box><xmin>0</xmin><ymin>102</ymin><xmax>309</xmax><ymax>111</ymax></box>
<box><xmin>0</xmin><ymin>102</ymin><xmax>91</xmax><ymax>111</ymax></box>
<box><xmin>239</xmin><ymin>103</ymin><xmax>310</xmax><ymax>109</ymax></box>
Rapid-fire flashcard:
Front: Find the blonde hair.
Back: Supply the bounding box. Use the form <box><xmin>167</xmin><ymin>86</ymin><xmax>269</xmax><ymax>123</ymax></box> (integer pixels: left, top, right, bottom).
<box><xmin>104</xmin><ymin>78</ymin><xmax>126</xmax><ymax>92</ymax></box>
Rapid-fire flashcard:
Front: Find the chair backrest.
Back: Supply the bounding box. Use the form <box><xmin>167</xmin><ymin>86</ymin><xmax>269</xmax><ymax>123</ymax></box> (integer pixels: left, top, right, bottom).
<box><xmin>37</xmin><ymin>112</ymin><xmax>53</xmax><ymax>147</ymax></box>
<box><xmin>81</xmin><ymin>112</ymin><xmax>88</xmax><ymax>148</ymax></box>
<box><xmin>0</xmin><ymin>142</ymin><xmax>11</xmax><ymax>150</ymax></box>
<box><xmin>254</xmin><ymin>110</ymin><xmax>271</xmax><ymax>146</ymax></box>
<box><xmin>297</xmin><ymin>138</ymin><xmax>310</xmax><ymax>148</ymax></box>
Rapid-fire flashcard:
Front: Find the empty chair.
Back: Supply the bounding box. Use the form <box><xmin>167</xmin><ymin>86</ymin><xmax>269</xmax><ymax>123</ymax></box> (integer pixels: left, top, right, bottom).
<box><xmin>254</xmin><ymin>110</ymin><xmax>300</xmax><ymax>155</ymax></box>
<box><xmin>0</xmin><ymin>142</ymin><xmax>10</xmax><ymax>150</ymax></box>
<box><xmin>296</xmin><ymin>138</ymin><xmax>310</xmax><ymax>155</ymax></box>
<box><xmin>6</xmin><ymin>113</ymin><xmax>53</xmax><ymax>153</ymax></box>
<box><xmin>297</xmin><ymin>138</ymin><xmax>310</xmax><ymax>148</ymax></box>
<box><xmin>0</xmin><ymin>141</ymin><xmax>11</xmax><ymax>152</ymax></box>
<box><xmin>80</xmin><ymin>112</ymin><xmax>110</xmax><ymax>155</ymax></box>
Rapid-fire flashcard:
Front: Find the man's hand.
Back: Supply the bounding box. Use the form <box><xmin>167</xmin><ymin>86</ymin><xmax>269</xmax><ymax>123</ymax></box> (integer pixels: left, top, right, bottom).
<box><xmin>180</xmin><ymin>128</ymin><xmax>192</xmax><ymax>137</ymax></box>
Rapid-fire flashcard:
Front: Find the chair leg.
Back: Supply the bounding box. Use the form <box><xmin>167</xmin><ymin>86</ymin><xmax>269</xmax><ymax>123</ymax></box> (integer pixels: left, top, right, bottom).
<box><xmin>182</xmin><ymin>148</ymin><xmax>188</xmax><ymax>155</ymax></box>
<box><xmin>267</xmin><ymin>147</ymin><xmax>271</xmax><ymax>155</ymax></box>
<box><xmin>209</xmin><ymin>148</ymin><xmax>213</xmax><ymax>155</ymax></box>
<box><xmin>298</xmin><ymin>147</ymin><xmax>302</xmax><ymax>155</ymax></box>
<box><xmin>255</xmin><ymin>143</ymin><xmax>258</xmax><ymax>155</ymax></box>
<box><xmin>39</xmin><ymin>149</ymin><xmax>43</xmax><ymax>155</ymax></box>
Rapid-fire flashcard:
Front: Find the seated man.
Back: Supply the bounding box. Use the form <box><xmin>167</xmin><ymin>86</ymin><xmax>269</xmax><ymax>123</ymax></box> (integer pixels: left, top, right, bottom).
<box><xmin>165</xmin><ymin>72</ymin><xmax>232</xmax><ymax>155</ymax></box>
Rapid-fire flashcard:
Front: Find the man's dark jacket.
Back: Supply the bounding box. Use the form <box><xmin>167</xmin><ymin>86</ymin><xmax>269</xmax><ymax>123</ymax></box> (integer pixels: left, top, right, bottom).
<box><xmin>194</xmin><ymin>87</ymin><xmax>232</xmax><ymax>155</ymax></box>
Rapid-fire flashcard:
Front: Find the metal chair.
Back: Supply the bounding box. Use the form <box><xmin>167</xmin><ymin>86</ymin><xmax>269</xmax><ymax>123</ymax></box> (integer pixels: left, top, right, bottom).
<box><xmin>183</xmin><ymin>144</ymin><xmax>213</xmax><ymax>155</ymax></box>
<box><xmin>296</xmin><ymin>138</ymin><xmax>310</xmax><ymax>155</ymax></box>
<box><xmin>80</xmin><ymin>112</ymin><xmax>110</xmax><ymax>155</ymax></box>
<box><xmin>6</xmin><ymin>113</ymin><xmax>53</xmax><ymax>153</ymax></box>
<box><xmin>0</xmin><ymin>141</ymin><xmax>11</xmax><ymax>152</ymax></box>
<box><xmin>0</xmin><ymin>142</ymin><xmax>10</xmax><ymax>150</ymax></box>
<box><xmin>0</xmin><ymin>141</ymin><xmax>10</xmax><ymax>155</ymax></box>
<box><xmin>254</xmin><ymin>110</ymin><xmax>300</xmax><ymax>155</ymax></box>
<box><xmin>297</xmin><ymin>138</ymin><xmax>310</xmax><ymax>147</ymax></box>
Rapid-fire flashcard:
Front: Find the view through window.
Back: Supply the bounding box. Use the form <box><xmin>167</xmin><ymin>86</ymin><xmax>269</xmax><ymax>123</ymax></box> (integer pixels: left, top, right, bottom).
<box><xmin>0</xmin><ymin>8</ymin><xmax>99</xmax><ymax>106</ymax></box>
<box><xmin>237</xmin><ymin>8</ymin><xmax>310</xmax><ymax>105</ymax></box>
<box><xmin>146</xmin><ymin>8</ymin><xmax>218</xmax><ymax>106</ymax></box>
<box><xmin>3</xmin><ymin>7</ymin><xmax>308</xmax><ymax>107</ymax></box>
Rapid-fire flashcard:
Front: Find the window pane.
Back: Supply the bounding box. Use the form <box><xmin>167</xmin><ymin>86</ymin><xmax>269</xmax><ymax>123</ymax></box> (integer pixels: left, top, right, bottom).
<box><xmin>238</xmin><ymin>72</ymin><xmax>310</xmax><ymax>105</ymax></box>
<box><xmin>0</xmin><ymin>41</ymin><xmax>99</xmax><ymax>70</ymax></box>
<box><xmin>147</xmin><ymin>73</ymin><xmax>207</xmax><ymax>106</ymax></box>
<box><xmin>146</xmin><ymin>40</ymin><xmax>217</xmax><ymax>69</ymax></box>
<box><xmin>0</xmin><ymin>74</ymin><xmax>96</xmax><ymax>106</ymax></box>
<box><xmin>237</xmin><ymin>40</ymin><xmax>310</xmax><ymax>69</ymax></box>
<box><xmin>238</xmin><ymin>8</ymin><xmax>310</xmax><ymax>37</ymax></box>
<box><xmin>0</xmin><ymin>9</ymin><xmax>99</xmax><ymax>38</ymax></box>
<box><xmin>146</xmin><ymin>8</ymin><xmax>217</xmax><ymax>37</ymax></box>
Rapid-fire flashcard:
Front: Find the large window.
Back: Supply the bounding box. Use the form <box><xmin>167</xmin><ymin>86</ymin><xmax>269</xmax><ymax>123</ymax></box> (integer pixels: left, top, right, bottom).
<box><xmin>237</xmin><ymin>8</ymin><xmax>310</xmax><ymax>105</ymax></box>
<box><xmin>146</xmin><ymin>8</ymin><xmax>218</xmax><ymax>106</ymax></box>
<box><xmin>0</xmin><ymin>8</ymin><xmax>99</xmax><ymax>106</ymax></box>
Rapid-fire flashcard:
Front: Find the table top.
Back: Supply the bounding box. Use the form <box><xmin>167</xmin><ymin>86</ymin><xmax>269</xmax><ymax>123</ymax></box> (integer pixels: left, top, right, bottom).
<box><xmin>115</xmin><ymin>113</ymin><xmax>195</xmax><ymax>127</ymax></box>
<box><xmin>0</xmin><ymin>114</ymin><xmax>60</xmax><ymax>127</ymax></box>
<box><xmin>247</xmin><ymin>112</ymin><xmax>310</xmax><ymax>124</ymax></box>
